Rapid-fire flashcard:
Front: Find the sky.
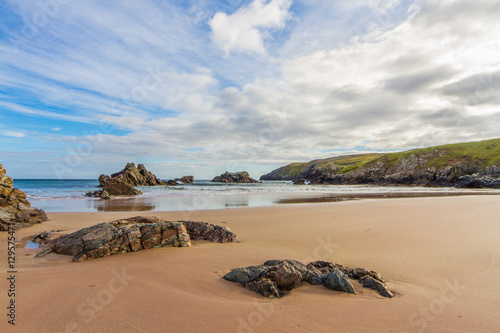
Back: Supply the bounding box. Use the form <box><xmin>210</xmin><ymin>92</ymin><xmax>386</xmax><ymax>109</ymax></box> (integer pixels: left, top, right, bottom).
<box><xmin>0</xmin><ymin>0</ymin><xmax>499</xmax><ymax>179</ymax></box>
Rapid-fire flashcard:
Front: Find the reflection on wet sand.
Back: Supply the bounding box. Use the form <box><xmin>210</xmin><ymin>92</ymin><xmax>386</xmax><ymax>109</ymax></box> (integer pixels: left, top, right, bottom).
<box><xmin>275</xmin><ymin>190</ymin><xmax>500</xmax><ymax>204</ymax></box>
<box><xmin>94</xmin><ymin>199</ymin><xmax>156</xmax><ymax>212</ymax></box>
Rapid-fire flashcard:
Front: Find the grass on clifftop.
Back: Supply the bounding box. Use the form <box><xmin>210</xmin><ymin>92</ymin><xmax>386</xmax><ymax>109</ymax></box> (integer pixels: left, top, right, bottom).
<box><xmin>274</xmin><ymin>138</ymin><xmax>500</xmax><ymax>178</ymax></box>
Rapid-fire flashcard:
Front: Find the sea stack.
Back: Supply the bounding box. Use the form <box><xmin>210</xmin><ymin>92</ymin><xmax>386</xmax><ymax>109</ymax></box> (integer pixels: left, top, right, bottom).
<box><xmin>211</xmin><ymin>171</ymin><xmax>259</xmax><ymax>183</ymax></box>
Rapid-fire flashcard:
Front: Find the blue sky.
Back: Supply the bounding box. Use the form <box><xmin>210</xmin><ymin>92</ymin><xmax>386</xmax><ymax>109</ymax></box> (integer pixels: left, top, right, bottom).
<box><xmin>1</xmin><ymin>0</ymin><xmax>499</xmax><ymax>179</ymax></box>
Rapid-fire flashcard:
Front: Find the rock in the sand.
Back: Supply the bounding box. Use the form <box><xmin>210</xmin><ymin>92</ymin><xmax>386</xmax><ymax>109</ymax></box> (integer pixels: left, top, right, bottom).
<box><xmin>182</xmin><ymin>221</ymin><xmax>237</xmax><ymax>243</ymax></box>
<box><xmin>246</xmin><ymin>278</ymin><xmax>281</xmax><ymax>299</ymax></box>
<box><xmin>32</xmin><ymin>231</ymin><xmax>52</xmax><ymax>244</ymax></box>
<box><xmin>36</xmin><ymin>216</ymin><xmax>191</xmax><ymax>262</ymax></box>
<box><xmin>265</xmin><ymin>261</ymin><xmax>302</xmax><ymax>290</ymax></box>
<box><xmin>360</xmin><ymin>276</ymin><xmax>394</xmax><ymax>298</ymax></box>
<box><xmin>36</xmin><ymin>216</ymin><xmax>238</xmax><ymax>262</ymax></box>
<box><xmin>223</xmin><ymin>266</ymin><xmax>270</xmax><ymax>286</ymax></box>
<box><xmin>324</xmin><ymin>269</ymin><xmax>357</xmax><ymax>294</ymax></box>
<box><xmin>0</xmin><ymin>164</ymin><xmax>48</xmax><ymax>231</ymax></box>
<box><xmin>224</xmin><ymin>259</ymin><xmax>393</xmax><ymax>299</ymax></box>
<box><xmin>264</xmin><ymin>259</ymin><xmax>309</xmax><ymax>279</ymax></box>
<box><xmin>211</xmin><ymin>171</ymin><xmax>259</xmax><ymax>183</ymax></box>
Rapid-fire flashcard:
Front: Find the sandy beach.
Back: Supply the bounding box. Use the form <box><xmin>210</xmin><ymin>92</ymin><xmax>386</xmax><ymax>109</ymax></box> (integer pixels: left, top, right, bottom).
<box><xmin>1</xmin><ymin>195</ymin><xmax>500</xmax><ymax>332</ymax></box>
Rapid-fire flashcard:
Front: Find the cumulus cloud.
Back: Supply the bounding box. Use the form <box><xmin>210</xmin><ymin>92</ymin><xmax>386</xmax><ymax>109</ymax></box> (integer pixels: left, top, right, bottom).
<box><xmin>209</xmin><ymin>0</ymin><xmax>292</xmax><ymax>56</ymax></box>
<box><xmin>1</xmin><ymin>0</ymin><xmax>500</xmax><ymax>178</ymax></box>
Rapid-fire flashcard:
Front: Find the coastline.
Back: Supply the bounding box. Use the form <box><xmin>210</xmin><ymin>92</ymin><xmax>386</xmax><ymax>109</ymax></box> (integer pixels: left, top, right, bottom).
<box><xmin>1</xmin><ymin>195</ymin><xmax>500</xmax><ymax>332</ymax></box>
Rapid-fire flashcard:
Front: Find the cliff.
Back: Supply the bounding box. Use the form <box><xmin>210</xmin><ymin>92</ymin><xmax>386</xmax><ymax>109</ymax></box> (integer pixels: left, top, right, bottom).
<box><xmin>260</xmin><ymin>138</ymin><xmax>500</xmax><ymax>188</ymax></box>
<box><xmin>0</xmin><ymin>164</ymin><xmax>48</xmax><ymax>230</ymax></box>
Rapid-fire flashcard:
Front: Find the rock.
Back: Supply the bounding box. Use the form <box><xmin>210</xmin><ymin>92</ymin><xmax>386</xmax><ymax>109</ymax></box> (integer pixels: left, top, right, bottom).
<box><xmin>36</xmin><ymin>216</ymin><xmax>191</xmax><ymax>262</ymax></box>
<box><xmin>292</xmin><ymin>179</ymin><xmax>306</xmax><ymax>185</ymax></box>
<box><xmin>324</xmin><ymin>269</ymin><xmax>357</xmax><ymax>294</ymax></box>
<box><xmin>85</xmin><ymin>190</ymin><xmax>111</xmax><ymax>199</ymax></box>
<box><xmin>32</xmin><ymin>231</ymin><xmax>52</xmax><ymax>244</ymax></box>
<box><xmin>211</xmin><ymin>171</ymin><xmax>259</xmax><ymax>183</ymax></box>
<box><xmin>182</xmin><ymin>221</ymin><xmax>237</xmax><ymax>243</ymax></box>
<box><xmin>109</xmin><ymin>163</ymin><xmax>169</xmax><ymax>186</ymax></box>
<box><xmin>224</xmin><ymin>259</ymin><xmax>393</xmax><ymax>299</ymax></box>
<box><xmin>98</xmin><ymin>174</ymin><xmax>111</xmax><ymax>187</ymax></box>
<box><xmin>176</xmin><ymin>176</ymin><xmax>194</xmax><ymax>184</ymax></box>
<box><xmin>246</xmin><ymin>278</ymin><xmax>281</xmax><ymax>299</ymax></box>
<box><xmin>0</xmin><ymin>164</ymin><xmax>48</xmax><ymax>231</ymax></box>
<box><xmin>305</xmin><ymin>266</ymin><xmax>326</xmax><ymax>285</ymax></box>
<box><xmin>223</xmin><ymin>266</ymin><xmax>270</xmax><ymax>286</ymax></box>
<box><xmin>264</xmin><ymin>259</ymin><xmax>308</xmax><ymax>279</ymax></box>
<box><xmin>360</xmin><ymin>276</ymin><xmax>394</xmax><ymax>298</ymax></box>
<box><xmin>103</xmin><ymin>178</ymin><xmax>142</xmax><ymax>196</ymax></box>
<box><xmin>265</xmin><ymin>261</ymin><xmax>302</xmax><ymax>290</ymax></box>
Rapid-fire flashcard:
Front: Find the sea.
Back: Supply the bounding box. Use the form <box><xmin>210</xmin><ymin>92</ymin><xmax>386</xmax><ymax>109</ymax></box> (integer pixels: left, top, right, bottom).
<box><xmin>13</xmin><ymin>179</ymin><xmax>499</xmax><ymax>213</ymax></box>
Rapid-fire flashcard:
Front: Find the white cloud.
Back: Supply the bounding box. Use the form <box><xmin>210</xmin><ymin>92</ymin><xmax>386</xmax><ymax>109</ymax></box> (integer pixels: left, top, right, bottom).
<box><xmin>209</xmin><ymin>0</ymin><xmax>292</xmax><ymax>56</ymax></box>
<box><xmin>1</xmin><ymin>130</ymin><xmax>25</xmax><ymax>138</ymax></box>
<box><xmin>2</xmin><ymin>0</ymin><xmax>500</xmax><ymax>179</ymax></box>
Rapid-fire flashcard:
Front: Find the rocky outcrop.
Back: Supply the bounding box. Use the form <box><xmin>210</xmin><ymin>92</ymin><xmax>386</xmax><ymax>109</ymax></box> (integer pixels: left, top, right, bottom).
<box><xmin>0</xmin><ymin>164</ymin><xmax>47</xmax><ymax>231</ymax></box>
<box><xmin>223</xmin><ymin>259</ymin><xmax>393</xmax><ymax>299</ymax></box>
<box><xmin>260</xmin><ymin>138</ymin><xmax>500</xmax><ymax>188</ymax></box>
<box><xmin>35</xmin><ymin>216</ymin><xmax>238</xmax><ymax>262</ymax></box>
<box><xmin>176</xmin><ymin>176</ymin><xmax>194</xmax><ymax>184</ymax></box>
<box><xmin>211</xmin><ymin>171</ymin><xmax>259</xmax><ymax>183</ymax></box>
<box><xmin>182</xmin><ymin>221</ymin><xmax>237</xmax><ymax>243</ymax></box>
<box><xmin>87</xmin><ymin>178</ymin><xmax>142</xmax><ymax>197</ymax></box>
<box><xmin>101</xmin><ymin>163</ymin><xmax>168</xmax><ymax>187</ymax></box>
<box><xmin>36</xmin><ymin>216</ymin><xmax>191</xmax><ymax>262</ymax></box>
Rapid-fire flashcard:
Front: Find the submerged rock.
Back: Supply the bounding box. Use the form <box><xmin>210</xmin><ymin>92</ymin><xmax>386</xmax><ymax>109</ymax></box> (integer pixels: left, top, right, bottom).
<box><xmin>176</xmin><ymin>176</ymin><xmax>194</xmax><ymax>184</ymax></box>
<box><xmin>224</xmin><ymin>259</ymin><xmax>393</xmax><ymax>299</ymax></box>
<box><xmin>0</xmin><ymin>164</ymin><xmax>48</xmax><ymax>231</ymax></box>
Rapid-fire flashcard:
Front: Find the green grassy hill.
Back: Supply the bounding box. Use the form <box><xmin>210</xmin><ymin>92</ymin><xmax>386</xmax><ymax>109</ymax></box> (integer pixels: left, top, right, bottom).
<box><xmin>261</xmin><ymin>138</ymin><xmax>500</xmax><ymax>187</ymax></box>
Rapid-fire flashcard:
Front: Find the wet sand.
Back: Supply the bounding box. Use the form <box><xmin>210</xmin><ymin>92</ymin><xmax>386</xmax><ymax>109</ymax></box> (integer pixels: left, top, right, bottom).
<box><xmin>1</xmin><ymin>196</ymin><xmax>500</xmax><ymax>332</ymax></box>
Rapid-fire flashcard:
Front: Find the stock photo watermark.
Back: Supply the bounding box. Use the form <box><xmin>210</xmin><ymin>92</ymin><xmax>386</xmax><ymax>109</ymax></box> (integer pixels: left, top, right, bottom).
<box><xmin>63</xmin><ymin>267</ymin><xmax>135</xmax><ymax>333</ymax></box>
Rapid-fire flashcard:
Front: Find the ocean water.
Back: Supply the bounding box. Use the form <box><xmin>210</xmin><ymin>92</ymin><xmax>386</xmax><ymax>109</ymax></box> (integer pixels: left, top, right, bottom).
<box><xmin>13</xmin><ymin>179</ymin><xmax>498</xmax><ymax>213</ymax></box>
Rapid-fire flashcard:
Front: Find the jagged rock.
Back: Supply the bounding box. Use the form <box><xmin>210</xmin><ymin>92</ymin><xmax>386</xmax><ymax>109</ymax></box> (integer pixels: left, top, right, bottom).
<box><xmin>103</xmin><ymin>178</ymin><xmax>142</xmax><ymax>196</ymax></box>
<box><xmin>211</xmin><ymin>171</ymin><xmax>259</xmax><ymax>183</ymax></box>
<box><xmin>98</xmin><ymin>174</ymin><xmax>111</xmax><ymax>187</ymax></box>
<box><xmin>224</xmin><ymin>259</ymin><xmax>393</xmax><ymax>299</ymax></box>
<box><xmin>182</xmin><ymin>221</ymin><xmax>237</xmax><ymax>243</ymax></box>
<box><xmin>305</xmin><ymin>266</ymin><xmax>325</xmax><ymax>285</ymax></box>
<box><xmin>36</xmin><ymin>216</ymin><xmax>191</xmax><ymax>262</ymax></box>
<box><xmin>223</xmin><ymin>266</ymin><xmax>270</xmax><ymax>286</ymax></box>
<box><xmin>324</xmin><ymin>269</ymin><xmax>357</xmax><ymax>294</ymax></box>
<box><xmin>246</xmin><ymin>278</ymin><xmax>281</xmax><ymax>299</ymax></box>
<box><xmin>0</xmin><ymin>164</ymin><xmax>48</xmax><ymax>231</ymax></box>
<box><xmin>176</xmin><ymin>176</ymin><xmax>194</xmax><ymax>184</ymax></box>
<box><xmin>360</xmin><ymin>276</ymin><xmax>394</xmax><ymax>298</ymax></box>
<box><xmin>265</xmin><ymin>261</ymin><xmax>302</xmax><ymax>290</ymax></box>
<box><xmin>264</xmin><ymin>259</ymin><xmax>308</xmax><ymax>278</ymax></box>
<box><xmin>108</xmin><ymin>163</ymin><xmax>169</xmax><ymax>186</ymax></box>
